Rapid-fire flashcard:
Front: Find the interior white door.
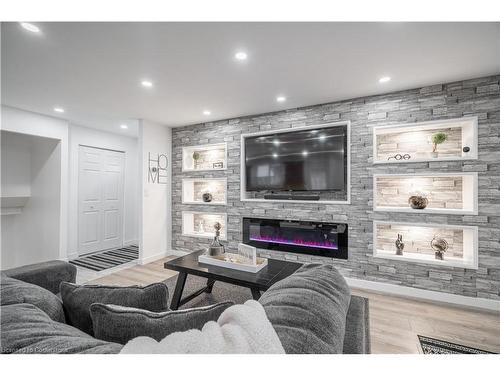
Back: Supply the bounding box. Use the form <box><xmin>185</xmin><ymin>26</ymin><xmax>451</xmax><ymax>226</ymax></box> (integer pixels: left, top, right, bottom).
<box><xmin>78</xmin><ymin>146</ymin><xmax>124</xmax><ymax>255</ymax></box>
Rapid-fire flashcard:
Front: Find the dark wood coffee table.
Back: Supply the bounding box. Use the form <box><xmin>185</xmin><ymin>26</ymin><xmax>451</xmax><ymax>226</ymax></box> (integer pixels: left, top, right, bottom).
<box><xmin>164</xmin><ymin>250</ymin><xmax>302</xmax><ymax>310</ymax></box>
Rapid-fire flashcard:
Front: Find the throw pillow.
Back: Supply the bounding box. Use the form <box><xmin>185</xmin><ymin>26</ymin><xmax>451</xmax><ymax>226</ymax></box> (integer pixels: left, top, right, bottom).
<box><xmin>1</xmin><ymin>274</ymin><xmax>66</xmax><ymax>323</ymax></box>
<box><xmin>90</xmin><ymin>301</ymin><xmax>233</xmax><ymax>344</ymax></box>
<box><xmin>259</xmin><ymin>263</ymin><xmax>351</xmax><ymax>354</ymax></box>
<box><xmin>0</xmin><ymin>303</ymin><xmax>122</xmax><ymax>354</ymax></box>
<box><xmin>60</xmin><ymin>282</ymin><xmax>169</xmax><ymax>336</ymax></box>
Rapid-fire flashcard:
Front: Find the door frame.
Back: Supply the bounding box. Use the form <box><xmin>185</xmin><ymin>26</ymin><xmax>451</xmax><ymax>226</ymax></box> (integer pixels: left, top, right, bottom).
<box><xmin>77</xmin><ymin>144</ymin><xmax>126</xmax><ymax>256</ymax></box>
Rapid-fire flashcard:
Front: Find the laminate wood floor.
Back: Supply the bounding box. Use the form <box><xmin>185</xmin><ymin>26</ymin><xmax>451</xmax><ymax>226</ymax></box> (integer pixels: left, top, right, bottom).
<box><xmin>85</xmin><ymin>257</ymin><xmax>500</xmax><ymax>354</ymax></box>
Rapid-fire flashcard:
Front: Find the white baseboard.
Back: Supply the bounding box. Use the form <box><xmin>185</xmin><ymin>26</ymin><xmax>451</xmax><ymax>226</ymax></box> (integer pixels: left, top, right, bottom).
<box><xmin>139</xmin><ymin>249</ymin><xmax>180</xmax><ymax>265</ymax></box>
<box><xmin>123</xmin><ymin>239</ymin><xmax>139</xmax><ymax>247</ymax></box>
<box><xmin>346</xmin><ymin>277</ymin><xmax>500</xmax><ymax>313</ymax></box>
<box><xmin>66</xmin><ymin>252</ymin><xmax>78</xmax><ymax>260</ymax></box>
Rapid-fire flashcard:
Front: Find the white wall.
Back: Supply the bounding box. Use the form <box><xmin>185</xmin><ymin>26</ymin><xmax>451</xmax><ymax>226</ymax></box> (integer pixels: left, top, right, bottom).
<box><xmin>1</xmin><ymin>106</ymin><xmax>69</xmax><ymax>263</ymax></box>
<box><xmin>1</xmin><ymin>137</ymin><xmax>31</xmax><ymax>198</ymax></box>
<box><xmin>67</xmin><ymin>124</ymin><xmax>139</xmax><ymax>258</ymax></box>
<box><xmin>1</xmin><ymin>105</ymin><xmax>140</xmax><ymax>267</ymax></box>
<box><xmin>1</xmin><ymin>131</ymin><xmax>61</xmax><ymax>269</ymax></box>
<box><xmin>139</xmin><ymin>120</ymin><xmax>172</xmax><ymax>264</ymax></box>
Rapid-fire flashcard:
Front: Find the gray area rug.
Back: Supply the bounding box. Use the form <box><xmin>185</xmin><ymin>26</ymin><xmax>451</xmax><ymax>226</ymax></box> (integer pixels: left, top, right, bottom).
<box><xmin>164</xmin><ymin>274</ymin><xmax>254</xmax><ymax>308</ymax></box>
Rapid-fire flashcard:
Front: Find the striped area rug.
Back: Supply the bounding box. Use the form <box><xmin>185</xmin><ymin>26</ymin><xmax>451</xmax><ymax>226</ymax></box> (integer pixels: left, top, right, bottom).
<box><xmin>70</xmin><ymin>245</ymin><xmax>139</xmax><ymax>271</ymax></box>
<box><xmin>418</xmin><ymin>335</ymin><xmax>495</xmax><ymax>354</ymax></box>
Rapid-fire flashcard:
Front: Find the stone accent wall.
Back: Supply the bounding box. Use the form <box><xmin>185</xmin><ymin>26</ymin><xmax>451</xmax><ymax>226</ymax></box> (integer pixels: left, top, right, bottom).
<box><xmin>376</xmin><ymin>223</ymin><xmax>464</xmax><ymax>258</ymax></box>
<box><xmin>172</xmin><ymin>75</ymin><xmax>500</xmax><ymax>300</ymax></box>
<box><xmin>375</xmin><ymin>176</ymin><xmax>463</xmax><ymax>209</ymax></box>
<box><xmin>376</xmin><ymin>126</ymin><xmax>462</xmax><ymax>161</ymax></box>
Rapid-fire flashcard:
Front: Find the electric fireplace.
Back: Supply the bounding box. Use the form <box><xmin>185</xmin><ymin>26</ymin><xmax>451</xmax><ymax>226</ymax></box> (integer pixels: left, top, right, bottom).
<box><xmin>242</xmin><ymin>217</ymin><xmax>348</xmax><ymax>259</ymax></box>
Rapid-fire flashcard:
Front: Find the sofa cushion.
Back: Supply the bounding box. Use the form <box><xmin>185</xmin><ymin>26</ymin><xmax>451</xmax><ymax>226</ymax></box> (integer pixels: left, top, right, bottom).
<box><xmin>60</xmin><ymin>282</ymin><xmax>169</xmax><ymax>336</ymax></box>
<box><xmin>0</xmin><ymin>303</ymin><xmax>122</xmax><ymax>354</ymax></box>
<box><xmin>90</xmin><ymin>301</ymin><xmax>233</xmax><ymax>344</ymax></box>
<box><xmin>1</xmin><ymin>274</ymin><xmax>66</xmax><ymax>323</ymax></box>
<box><xmin>2</xmin><ymin>260</ymin><xmax>76</xmax><ymax>295</ymax></box>
<box><xmin>259</xmin><ymin>263</ymin><xmax>351</xmax><ymax>354</ymax></box>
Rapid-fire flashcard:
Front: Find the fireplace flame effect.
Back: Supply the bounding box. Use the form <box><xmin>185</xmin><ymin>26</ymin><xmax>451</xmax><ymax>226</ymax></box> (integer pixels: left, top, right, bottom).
<box><xmin>250</xmin><ymin>235</ymin><xmax>338</xmax><ymax>250</ymax></box>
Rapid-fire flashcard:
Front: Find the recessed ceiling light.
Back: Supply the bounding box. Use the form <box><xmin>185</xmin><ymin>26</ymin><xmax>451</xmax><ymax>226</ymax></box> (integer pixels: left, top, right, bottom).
<box><xmin>141</xmin><ymin>80</ymin><xmax>153</xmax><ymax>88</ymax></box>
<box><xmin>273</xmin><ymin>139</ymin><xmax>280</xmax><ymax>146</ymax></box>
<box><xmin>53</xmin><ymin>107</ymin><xmax>65</xmax><ymax>113</ymax></box>
<box><xmin>302</xmin><ymin>151</ymin><xmax>308</xmax><ymax>156</ymax></box>
<box><xmin>319</xmin><ymin>134</ymin><xmax>327</xmax><ymax>141</ymax></box>
<box><xmin>379</xmin><ymin>76</ymin><xmax>391</xmax><ymax>83</ymax></box>
<box><xmin>276</xmin><ymin>96</ymin><xmax>286</xmax><ymax>103</ymax></box>
<box><xmin>203</xmin><ymin>110</ymin><xmax>211</xmax><ymax>116</ymax></box>
<box><xmin>272</xmin><ymin>153</ymin><xmax>278</xmax><ymax>158</ymax></box>
<box><xmin>120</xmin><ymin>124</ymin><xmax>128</xmax><ymax>129</ymax></box>
<box><xmin>235</xmin><ymin>51</ymin><xmax>247</xmax><ymax>60</ymax></box>
<box><xmin>20</xmin><ymin>22</ymin><xmax>40</xmax><ymax>33</ymax></box>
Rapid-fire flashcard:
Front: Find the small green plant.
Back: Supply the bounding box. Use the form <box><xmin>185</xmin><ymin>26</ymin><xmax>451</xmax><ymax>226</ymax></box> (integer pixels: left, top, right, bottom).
<box><xmin>431</xmin><ymin>132</ymin><xmax>447</xmax><ymax>152</ymax></box>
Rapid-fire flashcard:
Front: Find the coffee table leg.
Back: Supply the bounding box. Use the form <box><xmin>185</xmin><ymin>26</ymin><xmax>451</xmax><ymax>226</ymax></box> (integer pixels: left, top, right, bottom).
<box><xmin>206</xmin><ymin>278</ymin><xmax>215</xmax><ymax>293</ymax></box>
<box><xmin>250</xmin><ymin>288</ymin><xmax>261</xmax><ymax>300</ymax></box>
<box><xmin>170</xmin><ymin>272</ymin><xmax>187</xmax><ymax>310</ymax></box>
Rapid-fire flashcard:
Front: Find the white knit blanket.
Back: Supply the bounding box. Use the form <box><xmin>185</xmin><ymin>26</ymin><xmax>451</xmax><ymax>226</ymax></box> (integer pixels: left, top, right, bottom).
<box><xmin>120</xmin><ymin>300</ymin><xmax>285</xmax><ymax>354</ymax></box>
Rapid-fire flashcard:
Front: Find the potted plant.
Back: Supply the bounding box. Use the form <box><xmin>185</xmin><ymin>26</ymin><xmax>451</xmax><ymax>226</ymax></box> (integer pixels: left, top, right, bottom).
<box><xmin>431</xmin><ymin>132</ymin><xmax>447</xmax><ymax>158</ymax></box>
<box><xmin>192</xmin><ymin>151</ymin><xmax>201</xmax><ymax>167</ymax></box>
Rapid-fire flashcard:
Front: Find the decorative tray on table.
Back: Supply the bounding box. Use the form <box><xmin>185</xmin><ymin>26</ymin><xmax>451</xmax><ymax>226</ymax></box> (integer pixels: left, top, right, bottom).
<box><xmin>198</xmin><ymin>253</ymin><xmax>268</xmax><ymax>273</ymax></box>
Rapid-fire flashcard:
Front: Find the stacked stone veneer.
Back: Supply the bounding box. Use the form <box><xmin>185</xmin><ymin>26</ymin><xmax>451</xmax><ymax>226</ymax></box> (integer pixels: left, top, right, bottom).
<box><xmin>184</xmin><ymin>212</ymin><xmax>227</xmax><ymax>239</ymax></box>
<box><xmin>192</xmin><ymin>148</ymin><xmax>226</xmax><ymax>170</ymax></box>
<box><xmin>376</xmin><ymin>126</ymin><xmax>462</xmax><ymax>161</ymax></box>
<box><xmin>375</xmin><ymin>176</ymin><xmax>464</xmax><ymax>209</ymax></box>
<box><xmin>172</xmin><ymin>75</ymin><xmax>500</xmax><ymax>300</ymax></box>
<box><xmin>192</xmin><ymin>180</ymin><xmax>226</xmax><ymax>203</ymax></box>
<box><xmin>376</xmin><ymin>223</ymin><xmax>464</xmax><ymax>258</ymax></box>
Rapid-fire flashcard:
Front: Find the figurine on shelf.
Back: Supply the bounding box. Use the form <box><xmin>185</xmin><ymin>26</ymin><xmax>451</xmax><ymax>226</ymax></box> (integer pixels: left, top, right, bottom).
<box><xmin>208</xmin><ymin>222</ymin><xmax>225</xmax><ymax>256</ymax></box>
<box><xmin>431</xmin><ymin>236</ymin><xmax>448</xmax><ymax>260</ymax></box>
<box><xmin>395</xmin><ymin>233</ymin><xmax>404</xmax><ymax>256</ymax></box>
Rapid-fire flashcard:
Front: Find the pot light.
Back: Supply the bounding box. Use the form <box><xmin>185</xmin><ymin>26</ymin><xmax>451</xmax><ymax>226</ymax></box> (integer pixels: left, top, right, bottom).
<box><xmin>141</xmin><ymin>80</ymin><xmax>153</xmax><ymax>88</ymax></box>
<box><xmin>120</xmin><ymin>124</ymin><xmax>128</xmax><ymax>129</ymax></box>
<box><xmin>203</xmin><ymin>110</ymin><xmax>211</xmax><ymax>116</ymax></box>
<box><xmin>53</xmin><ymin>107</ymin><xmax>65</xmax><ymax>113</ymax></box>
<box><xmin>302</xmin><ymin>151</ymin><xmax>308</xmax><ymax>156</ymax></box>
<box><xmin>272</xmin><ymin>153</ymin><xmax>278</xmax><ymax>158</ymax></box>
<box><xmin>235</xmin><ymin>51</ymin><xmax>247</xmax><ymax>60</ymax></box>
<box><xmin>276</xmin><ymin>96</ymin><xmax>286</xmax><ymax>103</ymax></box>
<box><xmin>379</xmin><ymin>76</ymin><xmax>391</xmax><ymax>83</ymax></box>
<box><xmin>20</xmin><ymin>22</ymin><xmax>40</xmax><ymax>33</ymax></box>
<box><xmin>273</xmin><ymin>139</ymin><xmax>280</xmax><ymax>146</ymax></box>
<box><xmin>319</xmin><ymin>134</ymin><xmax>327</xmax><ymax>141</ymax></box>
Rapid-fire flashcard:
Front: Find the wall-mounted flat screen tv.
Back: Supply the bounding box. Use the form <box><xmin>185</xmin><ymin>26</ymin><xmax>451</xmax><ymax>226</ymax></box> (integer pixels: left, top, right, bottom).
<box><xmin>244</xmin><ymin>125</ymin><xmax>347</xmax><ymax>192</ymax></box>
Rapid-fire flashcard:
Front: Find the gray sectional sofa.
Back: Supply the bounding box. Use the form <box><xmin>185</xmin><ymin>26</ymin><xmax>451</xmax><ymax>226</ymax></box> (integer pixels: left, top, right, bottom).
<box><xmin>0</xmin><ymin>260</ymin><xmax>370</xmax><ymax>354</ymax></box>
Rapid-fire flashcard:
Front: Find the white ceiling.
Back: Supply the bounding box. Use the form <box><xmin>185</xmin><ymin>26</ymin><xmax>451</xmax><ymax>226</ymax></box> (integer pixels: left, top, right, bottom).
<box><xmin>2</xmin><ymin>22</ymin><xmax>499</xmax><ymax>137</ymax></box>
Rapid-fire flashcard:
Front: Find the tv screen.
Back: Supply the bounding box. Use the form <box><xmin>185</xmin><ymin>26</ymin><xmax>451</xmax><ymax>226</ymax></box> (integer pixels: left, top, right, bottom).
<box><xmin>245</xmin><ymin>125</ymin><xmax>347</xmax><ymax>192</ymax></box>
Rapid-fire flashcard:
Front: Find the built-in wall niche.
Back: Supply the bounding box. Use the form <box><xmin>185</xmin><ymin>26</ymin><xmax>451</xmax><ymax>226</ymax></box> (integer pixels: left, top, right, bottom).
<box><xmin>182</xmin><ymin>211</ymin><xmax>227</xmax><ymax>239</ymax></box>
<box><xmin>182</xmin><ymin>143</ymin><xmax>227</xmax><ymax>172</ymax></box>
<box><xmin>182</xmin><ymin>178</ymin><xmax>227</xmax><ymax>205</ymax></box>
<box><xmin>373</xmin><ymin>221</ymin><xmax>478</xmax><ymax>269</ymax></box>
<box><xmin>373</xmin><ymin>117</ymin><xmax>478</xmax><ymax>164</ymax></box>
<box><xmin>373</xmin><ymin>172</ymin><xmax>478</xmax><ymax>215</ymax></box>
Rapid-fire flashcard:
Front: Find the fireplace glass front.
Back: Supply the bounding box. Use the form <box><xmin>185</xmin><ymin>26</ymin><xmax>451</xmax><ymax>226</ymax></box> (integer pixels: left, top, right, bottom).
<box><xmin>242</xmin><ymin>217</ymin><xmax>348</xmax><ymax>259</ymax></box>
